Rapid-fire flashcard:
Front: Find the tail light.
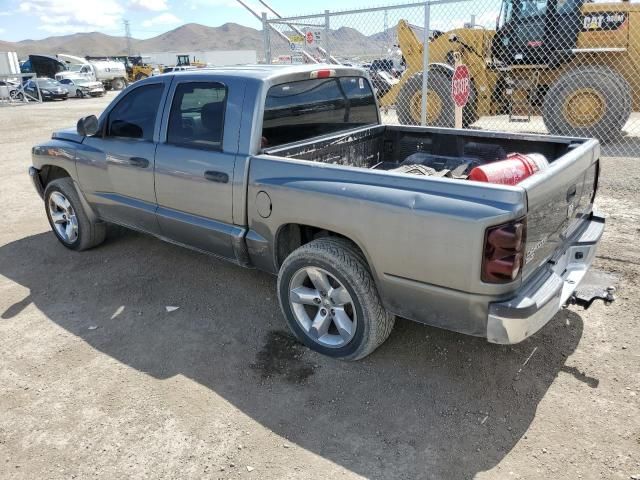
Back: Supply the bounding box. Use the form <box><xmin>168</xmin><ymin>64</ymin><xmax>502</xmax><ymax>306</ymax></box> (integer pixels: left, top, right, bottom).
<box><xmin>482</xmin><ymin>218</ymin><xmax>526</xmax><ymax>283</ymax></box>
<box><xmin>310</xmin><ymin>69</ymin><xmax>336</xmax><ymax>79</ymax></box>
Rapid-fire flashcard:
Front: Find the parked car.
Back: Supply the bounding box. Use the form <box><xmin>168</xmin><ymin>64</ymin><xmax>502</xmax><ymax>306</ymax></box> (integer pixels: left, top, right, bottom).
<box><xmin>29</xmin><ymin>65</ymin><xmax>610</xmax><ymax>360</ymax></box>
<box><xmin>0</xmin><ymin>80</ymin><xmax>23</xmax><ymax>100</ymax></box>
<box><xmin>58</xmin><ymin>77</ymin><xmax>105</xmax><ymax>98</ymax></box>
<box><xmin>24</xmin><ymin>78</ymin><xmax>68</xmax><ymax>101</ymax></box>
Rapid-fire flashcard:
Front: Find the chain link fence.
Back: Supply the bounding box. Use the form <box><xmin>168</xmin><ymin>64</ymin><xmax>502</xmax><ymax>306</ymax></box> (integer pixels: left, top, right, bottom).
<box><xmin>262</xmin><ymin>0</ymin><xmax>640</xmax><ymax>157</ymax></box>
<box><xmin>0</xmin><ymin>74</ymin><xmax>38</xmax><ymax>106</ymax></box>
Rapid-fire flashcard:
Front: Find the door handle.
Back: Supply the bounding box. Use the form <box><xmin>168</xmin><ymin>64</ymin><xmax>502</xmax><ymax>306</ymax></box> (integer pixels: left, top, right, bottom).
<box><xmin>566</xmin><ymin>184</ymin><xmax>577</xmax><ymax>202</ymax></box>
<box><xmin>204</xmin><ymin>170</ymin><xmax>229</xmax><ymax>183</ymax></box>
<box><xmin>128</xmin><ymin>157</ymin><xmax>149</xmax><ymax>168</ymax></box>
<box><xmin>106</xmin><ymin>154</ymin><xmax>149</xmax><ymax>168</ymax></box>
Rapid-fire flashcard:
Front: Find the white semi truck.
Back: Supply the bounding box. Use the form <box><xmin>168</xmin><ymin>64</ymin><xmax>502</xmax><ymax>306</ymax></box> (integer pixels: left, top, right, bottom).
<box><xmin>55</xmin><ymin>54</ymin><xmax>128</xmax><ymax>90</ymax></box>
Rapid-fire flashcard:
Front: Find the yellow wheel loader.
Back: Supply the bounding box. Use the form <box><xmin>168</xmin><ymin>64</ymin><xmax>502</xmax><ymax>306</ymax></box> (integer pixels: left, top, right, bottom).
<box><xmin>127</xmin><ymin>57</ymin><xmax>154</xmax><ymax>82</ymax></box>
<box><xmin>381</xmin><ymin>0</ymin><xmax>640</xmax><ymax>139</ymax></box>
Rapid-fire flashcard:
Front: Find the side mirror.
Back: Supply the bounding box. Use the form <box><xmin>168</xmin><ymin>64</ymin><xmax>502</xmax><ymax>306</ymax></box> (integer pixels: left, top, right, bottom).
<box><xmin>77</xmin><ymin>115</ymin><xmax>99</xmax><ymax>136</ymax></box>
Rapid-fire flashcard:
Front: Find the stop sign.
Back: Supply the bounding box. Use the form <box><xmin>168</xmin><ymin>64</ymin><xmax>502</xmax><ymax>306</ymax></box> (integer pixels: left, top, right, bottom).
<box><xmin>306</xmin><ymin>31</ymin><xmax>314</xmax><ymax>45</ymax></box>
<box><xmin>451</xmin><ymin>64</ymin><xmax>470</xmax><ymax>108</ymax></box>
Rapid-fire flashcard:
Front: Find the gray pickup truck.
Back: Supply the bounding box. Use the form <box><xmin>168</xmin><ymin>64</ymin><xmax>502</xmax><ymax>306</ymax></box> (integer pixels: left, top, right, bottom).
<box><xmin>30</xmin><ymin>64</ymin><xmax>607</xmax><ymax>360</ymax></box>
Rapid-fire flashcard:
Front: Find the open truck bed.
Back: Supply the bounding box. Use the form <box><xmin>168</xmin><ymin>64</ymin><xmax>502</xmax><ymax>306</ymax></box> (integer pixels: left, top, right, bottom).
<box><xmin>255</xmin><ymin>124</ymin><xmax>602</xmax><ymax>342</ymax></box>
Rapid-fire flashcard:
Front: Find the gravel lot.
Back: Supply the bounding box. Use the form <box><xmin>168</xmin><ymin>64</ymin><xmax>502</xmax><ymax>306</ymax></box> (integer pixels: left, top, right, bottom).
<box><xmin>0</xmin><ymin>95</ymin><xmax>638</xmax><ymax>480</ymax></box>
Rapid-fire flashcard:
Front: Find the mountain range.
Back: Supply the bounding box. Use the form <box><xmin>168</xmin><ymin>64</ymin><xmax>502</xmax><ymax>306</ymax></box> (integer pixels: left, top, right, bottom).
<box><xmin>0</xmin><ymin>22</ymin><xmax>402</xmax><ymax>60</ymax></box>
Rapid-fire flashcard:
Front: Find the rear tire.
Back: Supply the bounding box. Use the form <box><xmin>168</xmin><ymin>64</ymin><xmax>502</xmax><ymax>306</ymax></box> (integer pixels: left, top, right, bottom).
<box><xmin>397</xmin><ymin>68</ymin><xmax>478</xmax><ymax>127</ymax></box>
<box><xmin>543</xmin><ymin>66</ymin><xmax>629</xmax><ymax>140</ymax></box>
<box><xmin>111</xmin><ymin>78</ymin><xmax>126</xmax><ymax>90</ymax></box>
<box><xmin>277</xmin><ymin>237</ymin><xmax>395</xmax><ymax>360</ymax></box>
<box><xmin>135</xmin><ymin>72</ymin><xmax>148</xmax><ymax>81</ymax></box>
<box><xmin>44</xmin><ymin>178</ymin><xmax>106</xmax><ymax>251</ymax></box>
<box><xmin>580</xmin><ymin>66</ymin><xmax>631</xmax><ymax>128</ymax></box>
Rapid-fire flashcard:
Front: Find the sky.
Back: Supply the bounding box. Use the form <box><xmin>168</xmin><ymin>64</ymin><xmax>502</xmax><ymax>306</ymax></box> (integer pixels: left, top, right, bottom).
<box><xmin>0</xmin><ymin>0</ymin><xmax>506</xmax><ymax>42</ymax></box>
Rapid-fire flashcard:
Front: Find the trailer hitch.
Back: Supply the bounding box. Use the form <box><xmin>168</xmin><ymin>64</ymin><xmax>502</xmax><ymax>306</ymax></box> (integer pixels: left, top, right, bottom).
<box><xmin>565</xmin><ymin>269</ymin><xmax>617</xmax><ymax>310</ymax></box>
<box><xmin>568</xmin><ymin>286</ymin><xmax>616</xmax><ymax>310</ymax></box>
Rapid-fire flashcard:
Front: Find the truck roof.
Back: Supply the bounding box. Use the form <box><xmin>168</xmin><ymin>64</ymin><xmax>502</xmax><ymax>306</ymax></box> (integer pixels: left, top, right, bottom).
<box><xmin>168</xmin><ymin>64</ymin><xmax>368</xmax><ymax>82</ymax></box>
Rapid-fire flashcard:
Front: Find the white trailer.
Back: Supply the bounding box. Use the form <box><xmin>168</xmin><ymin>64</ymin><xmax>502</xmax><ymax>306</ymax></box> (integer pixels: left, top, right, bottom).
<box><xmin>0</xmin><ymin>52</ymin><xmax>20</xmax><ymax>76</ymax></box>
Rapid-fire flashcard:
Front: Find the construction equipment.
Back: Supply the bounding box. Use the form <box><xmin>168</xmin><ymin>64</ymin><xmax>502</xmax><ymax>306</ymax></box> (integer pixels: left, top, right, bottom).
<box><xmin>127</xmin><ymin>56</ymin><xmax>155</xmax><ymax>81</ymax></box>
<box><xmin>85</xmin><ymin>55</ymin><xmax>154</xmax><ymax>82</ymax></box>
<box><xmin>176</xmin><ymin>55</ymin><xmax>206</xmax><ymax>68</ymax></box>
<box><xmin>382</xmin><ymin>0</ymin><xmax>640</xmax><ymax>139</ymax></box>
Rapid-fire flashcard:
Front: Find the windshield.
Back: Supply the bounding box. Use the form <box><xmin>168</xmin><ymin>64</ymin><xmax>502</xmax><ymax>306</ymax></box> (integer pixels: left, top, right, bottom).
<box><xmin>37</xmin><ymin>79</ymin><xmax>60</xmax><ymax>87</ymax></box>
<box><xmin>498</xmin><ymin>0</ymin><xmax>548</xmax><ymax>27</ymax></box>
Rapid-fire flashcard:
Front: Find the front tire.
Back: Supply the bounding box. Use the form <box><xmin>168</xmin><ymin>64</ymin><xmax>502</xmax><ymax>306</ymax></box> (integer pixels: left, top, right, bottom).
<box><xmin>44</xmin><ymin>178</ymin><xmax>106</xmax><ymax>251</ymax></box>
<box><xmin>543</xmin><ymin>66</ymin><xmax>629</xmax><ymax>140</ymax></box>
<box><xmin>277</xmin><ymin>238</ymin><xmax>395</xmax><ymax>360</ymax></box>
<box><xmin>397</xmin><ymin>68</ymin><xmax>478</xmax><ymax>127</ymax></box>
<box><xmin>76</xmin><ymin>89</ymin><xmax>84</xmax><ymax>98</ymax></box>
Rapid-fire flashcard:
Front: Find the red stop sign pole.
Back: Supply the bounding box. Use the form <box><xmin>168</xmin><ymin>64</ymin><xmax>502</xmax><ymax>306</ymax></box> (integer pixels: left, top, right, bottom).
<box><xmin>451</xmin><ymin>63</ymin><xmax>470</xmax><ymax>128</ymax></box>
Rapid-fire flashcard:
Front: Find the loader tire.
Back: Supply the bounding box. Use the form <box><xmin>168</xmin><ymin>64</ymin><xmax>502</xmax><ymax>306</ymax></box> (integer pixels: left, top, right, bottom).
<box><xmin>135</xmin><ymin>72</ymin><xmax>149</xmax><ymax>81</ymax></box>
<box><xmin>583</xmin><ymin>66</ymin><xmax>631</xmax><ymax>126</ymax></box>
<box><xmin>543</xmin><ymin>66</ymin><xmax>629</xmax><ymax>141</ymax></box>
<box><xmin>397</xmin><ymin>68</ymin><xmax>478</xmax><ymax>128</ymax></box>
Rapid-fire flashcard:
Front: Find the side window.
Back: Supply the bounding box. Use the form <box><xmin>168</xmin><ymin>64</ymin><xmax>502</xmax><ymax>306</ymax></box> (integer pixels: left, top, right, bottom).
<box><xmin>167</xmin><ymin>82</ymin><xmax>227</xmax><ymax>150</ymax></box>
<box><xmin>60</xmin><ymin>79</ymin><xmax>71</xmax><ymax>85</ymax></box>
<box><xmin>107</xmin><ymin>83</ymin><xmax>164</xmax><ymax>141</ymax></box>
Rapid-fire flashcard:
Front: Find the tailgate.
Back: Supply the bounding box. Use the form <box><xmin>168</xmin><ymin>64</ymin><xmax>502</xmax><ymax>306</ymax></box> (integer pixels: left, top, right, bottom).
<box><xmin>519</xmin><ymin>139</ymin><xmax>600</xmax><ymax>280</ymax></box>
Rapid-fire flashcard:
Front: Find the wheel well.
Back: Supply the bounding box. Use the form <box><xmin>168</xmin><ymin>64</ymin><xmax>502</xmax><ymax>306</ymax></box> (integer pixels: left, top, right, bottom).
<box><xmin>275</xmin><ymin>224</ymin><xmax>366</xmax><ymax>269</ymax></box>
<box><xmin>39</xmin><ymin>165</ymin><xmax>71</xmax><ymax>187</ymax></box>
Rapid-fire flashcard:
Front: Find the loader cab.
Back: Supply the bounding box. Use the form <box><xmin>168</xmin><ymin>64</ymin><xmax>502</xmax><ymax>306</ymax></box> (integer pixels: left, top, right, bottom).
<box><xmin>492</xmin><ymin>0</ymin><xmax>584</xmax><ymax>66</ymax></box>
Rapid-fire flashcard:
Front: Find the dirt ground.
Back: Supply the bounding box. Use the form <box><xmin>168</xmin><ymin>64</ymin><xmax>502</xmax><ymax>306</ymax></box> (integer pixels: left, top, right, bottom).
<box><xmin>0</xmin><ymin>94</ymin><xmax>638</xmax><ymax>480</ymax></box>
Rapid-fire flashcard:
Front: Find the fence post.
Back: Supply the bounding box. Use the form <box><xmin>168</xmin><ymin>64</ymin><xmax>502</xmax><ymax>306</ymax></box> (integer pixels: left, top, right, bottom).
<box><xmin>262</xmin><ymin>12</ymin><xmax>271</xmax><ymax>64</ymax></box>
<box><xmin>420</xmin><ymin>1</ymin><xmax>431</xmax><ymax>126</ymax></box>
<box><xmin>324</xmin><ymin>10</ymin><xmax>331</xmax><ymax>61</ymax></box>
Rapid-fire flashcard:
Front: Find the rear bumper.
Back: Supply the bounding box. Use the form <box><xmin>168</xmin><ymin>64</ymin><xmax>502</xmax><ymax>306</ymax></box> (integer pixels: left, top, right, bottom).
<box><xmin>486</xmin><ymin>213</ymin><xmax>605</xmax><ymax>344</ymax></box>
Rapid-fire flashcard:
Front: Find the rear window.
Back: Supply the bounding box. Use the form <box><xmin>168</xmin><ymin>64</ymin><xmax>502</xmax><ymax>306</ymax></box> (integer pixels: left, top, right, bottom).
<box><xmin>262</xmin><ymin>76</ymin><xmax>378</xmax><ymax>147</ymax></box>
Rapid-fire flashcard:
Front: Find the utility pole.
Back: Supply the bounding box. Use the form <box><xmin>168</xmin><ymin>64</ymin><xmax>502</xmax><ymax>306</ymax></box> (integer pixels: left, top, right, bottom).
<box><xmin>383</xmin><ymin>9</ymin><xmax>388</xmax><ymax>56</ymax></box>
<box><xmin>123</xmin><ymin>19</ymin><xmax>132</xmax><ymax>56</ymax></box>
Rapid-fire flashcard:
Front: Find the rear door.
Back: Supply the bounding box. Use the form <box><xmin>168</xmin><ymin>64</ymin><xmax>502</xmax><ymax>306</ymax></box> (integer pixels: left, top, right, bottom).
<box><xmin>79</xmin><ymin>79</ymin><xmax>168</xmax><ymax>232</ymax></box>
<box><xmin>153</xmin><ymin>77</ymin><xmax>244</xmax><ymax>258</ymax></box>
<box><xmin>518</xmin><ymin>140</ymin><xmax>599</xmax><ymax>280</ymax></box>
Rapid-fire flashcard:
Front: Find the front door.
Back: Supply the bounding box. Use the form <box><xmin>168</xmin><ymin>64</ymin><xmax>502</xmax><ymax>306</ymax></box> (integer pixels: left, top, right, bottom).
<box><xmin>79</xmin><ymin>81</ymin><xmax>167</xmax><ymax>232</ymax></box>
<box><xmin>154</xmin><ymin>78</ymin><xmax>244</xmax><ymax>259</ymax></box>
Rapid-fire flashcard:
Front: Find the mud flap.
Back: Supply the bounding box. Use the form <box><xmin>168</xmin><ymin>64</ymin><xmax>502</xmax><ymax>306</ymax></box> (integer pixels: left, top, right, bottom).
<box><xmin>567</xmin><ymin>269</ymin><xmax>617</xmax><ymax>309</ymax></box>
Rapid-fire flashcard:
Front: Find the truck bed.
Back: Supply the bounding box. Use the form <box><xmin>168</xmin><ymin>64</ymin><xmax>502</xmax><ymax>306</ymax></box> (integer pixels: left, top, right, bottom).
<box><xmin>263</xmin><ymin>125</ymin><xmax>600</xmax><ymax>290</ymax></box>
<box><xmin>263</xmin><ymin>124</ymin><xmax>581</xmax><ymax>171</ymax></box>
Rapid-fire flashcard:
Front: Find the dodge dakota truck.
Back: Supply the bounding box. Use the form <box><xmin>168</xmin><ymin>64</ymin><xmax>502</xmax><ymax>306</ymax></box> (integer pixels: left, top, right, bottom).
<box><xmin>29</xmin><ymin>64</ymin><xmax>609</xmax><ymax>360</ymax></box>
